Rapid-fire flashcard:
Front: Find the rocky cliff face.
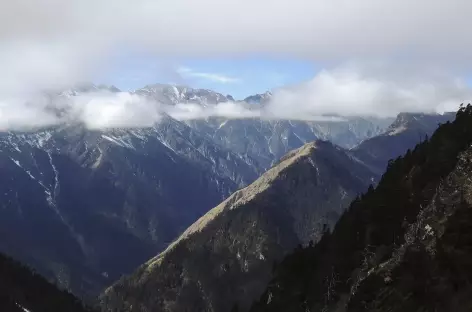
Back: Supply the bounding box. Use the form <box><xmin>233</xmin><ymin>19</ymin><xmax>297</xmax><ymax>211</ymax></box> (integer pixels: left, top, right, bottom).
<box><xmin>348</xmin><ymin>141</ymin><xmax>472</xmax><ymax>312</ymax></box>
<box><xmin>100</xmin><ymin>141</ymin><xmax>376</xmax><ymax>312</ymax></box>
<box><xmin>186</xmin><ymin>117</ymin><xmax>391</xmax><ymax>171</ymax></box>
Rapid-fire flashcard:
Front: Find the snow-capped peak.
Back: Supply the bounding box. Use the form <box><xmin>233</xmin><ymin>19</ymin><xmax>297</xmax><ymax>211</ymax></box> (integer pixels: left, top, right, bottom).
<box><xmin>135</xmin><ymin>84</ymin><xmax>231</xmax><ymax>106</ymax></box>
<box><xmin>243</xmin><ymin>91</ymin><xmax>272</xmax><ymax>105</ymax></box>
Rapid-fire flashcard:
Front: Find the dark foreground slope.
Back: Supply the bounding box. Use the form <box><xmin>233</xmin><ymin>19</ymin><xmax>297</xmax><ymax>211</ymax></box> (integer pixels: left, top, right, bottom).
<box><xmin>101</xmin><ymin>141</ymin><xmax>376</xmax><ymax>312</ymax></box>
<box><xmin>251</xmin><ymin>105</ymin><xmax>472</xmax><ymax>312</ymax></box>
<box><xmin>0</xmin><ymin>252</ymin><xmax>94</xmax><ymax>312</ymax></box>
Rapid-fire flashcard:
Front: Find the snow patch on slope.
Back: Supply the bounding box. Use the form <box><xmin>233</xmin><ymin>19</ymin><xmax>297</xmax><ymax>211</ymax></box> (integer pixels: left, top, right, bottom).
<box><xmin>101</xmin><ymin>134</ymin><xmax>135</xmax><ymax>149</ymax></box>
<box><xmin>387</xmin><ymin>125</ymin><xmax>407</xmax><ymax>136</ymax></box>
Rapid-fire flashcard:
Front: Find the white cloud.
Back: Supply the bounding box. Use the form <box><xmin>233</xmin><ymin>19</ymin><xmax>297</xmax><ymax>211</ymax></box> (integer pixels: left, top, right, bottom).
<box><xmin>0</xmin><ymin>64</ymin><xmax>469</xmax><ymax>132</ymax></box>
<box><xmin>167</xmin><ymin>102</ymin><xmax>258</xmax><ymax>120</ymax></box>
<box><xmin>1</xmin><ymin>0</ymin><xmax>471</xmax><ymax>60</ymax></box>
<box><xmin>0</xmin><ymin>96</ymin><xmax>62</xmax><ymax>131</ymax></box>
<box><xmin>70</xmin><ymin>92</ymin><xmax>162</xmax><ymax>129</ymax></box>
<box><xmin>1</xmin><ymin>0</ymin><xmax>471</xmax><ymax>91</ymax></box>
<box><xmin>0</xmin><ymin>0</ymin><xmax>471</xmax><ymax>126</ymax></box>
<box><xmin>0</xmin><ymin>89</ymin><xmax>344</xmax><ymax>131</ymax></box>
<box><xmin>266</xmin><ymin>63</ymin><xmax>472</xmax><ymax>119</ymax></box>
<box><xmin>177</xmin><ymin>67</ymin><xmax>240</xmax><ymax>84</ymax></box>
<box><xmin>0</xmin><ymin>91</ymin><xmax>162</xmax><ymax>131</ymax></box>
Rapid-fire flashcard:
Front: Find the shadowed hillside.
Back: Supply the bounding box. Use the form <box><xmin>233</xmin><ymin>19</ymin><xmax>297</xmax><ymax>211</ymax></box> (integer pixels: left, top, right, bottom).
<box><xmin>251</xmin><ymin>104</ymin><xmax>472</xmax><ymax>312</ymax></box>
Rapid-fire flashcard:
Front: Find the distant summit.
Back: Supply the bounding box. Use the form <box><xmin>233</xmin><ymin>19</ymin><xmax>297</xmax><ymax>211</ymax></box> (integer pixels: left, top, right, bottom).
<box><xmin>244</xmin><ymin>91</ymin><xmax>272</xmax><ymax>104</ymax></box>
<box><xmin>352</xmin><ymin>112</ymin><xmax>456</xmax><ymax>173</ymax></box>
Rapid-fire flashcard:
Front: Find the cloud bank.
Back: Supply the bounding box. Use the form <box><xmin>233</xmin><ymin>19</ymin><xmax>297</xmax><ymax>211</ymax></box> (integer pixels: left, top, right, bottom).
<box><xmin>2</xmin><ymin>0</ymin><xmax>472</xmax><ymax>91</ymax></box>
<box><xmin>0</xmin><ymin>92</ymin><xmax>158</xmax><ymax>131</ymax></box>
<box><xmin>2</xmin><ymin>0</ymin><xmax>471</xmax><ymax>60</ymax></box>
<box><xmin>2</xmin><ymin>61</ymin><xmax>470</xmax><ymax>132</ymax></box>
<box><xmin>267</xmin><ymin>63</ymin><xmax>472</xmax><ymax>119</ymax></box>
<box><xmin>0</xmin><ymin>0</ymin><xmax>471</xmax><ymax>129</ymax></box>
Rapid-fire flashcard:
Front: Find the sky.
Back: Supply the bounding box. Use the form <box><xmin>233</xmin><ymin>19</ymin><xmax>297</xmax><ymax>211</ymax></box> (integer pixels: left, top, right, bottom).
<box><xmin>99</xmin><ymin>54</ymin><xmax>316</xmax><ymax>99</ymax></box>
<box><xmin>1</xmin><ymin>0</ymin><xmax>472</xmax><ymax>130</ymax></box>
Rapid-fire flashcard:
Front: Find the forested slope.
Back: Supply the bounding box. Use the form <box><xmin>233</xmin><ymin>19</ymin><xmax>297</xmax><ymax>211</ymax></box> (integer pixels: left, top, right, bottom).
<box><xmin>251</xmin><ymin>104</ymin><xmax>472</xmax><ymax>312</ymax></box>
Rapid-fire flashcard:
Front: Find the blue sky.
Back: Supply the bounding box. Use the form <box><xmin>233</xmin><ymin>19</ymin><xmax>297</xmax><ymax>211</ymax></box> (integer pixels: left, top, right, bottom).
<box><xmin>99</xmin><ymin>54</ymin><xmax>317</xmax><ymax>99</ymax></box>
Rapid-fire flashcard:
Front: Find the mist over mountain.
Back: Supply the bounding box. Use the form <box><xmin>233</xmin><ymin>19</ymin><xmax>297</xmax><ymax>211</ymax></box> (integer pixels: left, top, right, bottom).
<box><xmin>0</xmin><ymin>81</ymin><xmax>460</xmax><ymax>133</ymax></box>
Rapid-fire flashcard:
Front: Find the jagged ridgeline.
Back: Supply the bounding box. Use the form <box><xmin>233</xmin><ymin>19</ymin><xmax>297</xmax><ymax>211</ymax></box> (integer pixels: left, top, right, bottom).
<box><xmin>0</xmin><ymin>252</ymin><xmax>95</xmax><ymax>312</ymax></box>
<box><xmin>251</xmin><ymin>104</ymin><xmax>472</xmax><ymax>312</ymax></box>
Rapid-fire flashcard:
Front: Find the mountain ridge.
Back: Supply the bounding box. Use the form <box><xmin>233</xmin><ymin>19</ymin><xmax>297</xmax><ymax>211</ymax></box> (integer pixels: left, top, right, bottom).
<box><xmin>351</xmin><ymin>111</ymin><xmax>456</xmax><ymax>174</ymax></box>
<box><xmin>143</xmin><ymin>141</ymin><xmax>324</xmax><ymax>269</ymax></box>
<box><xmin>100</xmin><ymin>139</ymin><xmax>377</xmax><ymax>312</ymax></box>
<box><xmin>250</xmin><ymin>104</ymin><xmax>472</xmax><ymax>312</ymax></box>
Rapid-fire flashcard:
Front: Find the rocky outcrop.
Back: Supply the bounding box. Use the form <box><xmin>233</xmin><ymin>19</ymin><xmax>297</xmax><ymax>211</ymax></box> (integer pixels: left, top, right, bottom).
<box><xmin>347</xmin><ymin>144</ymin><xmax>472</xmax><ymax>312</ymax></box>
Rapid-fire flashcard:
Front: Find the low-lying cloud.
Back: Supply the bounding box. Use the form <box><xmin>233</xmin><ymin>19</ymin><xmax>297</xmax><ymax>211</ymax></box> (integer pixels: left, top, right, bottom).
<box><xmin>266</xmin><ymin>63</ymin><xmax>472</xmax><ymax>119</ymax></box>
<box><xmin>70</xmin><ymin>92</ymin><xmax>162</xmax><ymax>129</ymax></box>
<box><xmin>1</xmin><ymin>0</ymin><xmax>472</xmax><ymax>130</ymax></box>
<box><xmin>0</xmin><ymin>92</ymin><xmax>159</xmax><ymax>131</ymax></box>
<box><xmin>1</xmin><ymin>62</ymin><xmax>470</xmax><ymax>131</ymax></box>
<box><xmin>0</xmin><ymin>91</ymin><xmax>263</xmax><ymax>131</ymax></box>
<box><xmin>0</xmin><ymin>0</ymin><xmax>471</xmax><ymax>131</ymax></box>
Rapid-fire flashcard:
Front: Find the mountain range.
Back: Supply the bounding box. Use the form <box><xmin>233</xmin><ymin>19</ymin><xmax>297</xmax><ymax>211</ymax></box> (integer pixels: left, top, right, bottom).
<box><xmin>0</xmin><ymin>83</ymin><xmax>457</xmax><ymax>312</ymax></box>
<box><xmin>0</xmin><ymin>117</ymin><xmax>258</xmax><ymax>297</ymax></box>
<box><xmin>137</xmin><ymin>84</ymin><xmax>393</xmax><ymax>169</ymax></box>
<box><xmin>99</xmin><ymin>100</ymin><xmax>454</xmax><ymax>311</ymax></box>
